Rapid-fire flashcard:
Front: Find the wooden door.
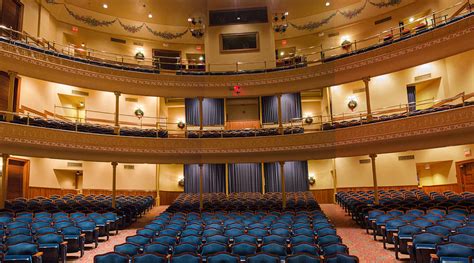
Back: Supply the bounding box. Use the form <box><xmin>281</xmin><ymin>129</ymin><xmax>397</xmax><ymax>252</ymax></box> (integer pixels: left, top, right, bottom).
<box><xmin>6</xmin><ymin>158</ymin><xmax>29</xmax><ymax>200</ymax></box>
<box><xmin>457</xmin><ymin>160</ymin><xmax>474</xmax><ymax>192</ymax></box>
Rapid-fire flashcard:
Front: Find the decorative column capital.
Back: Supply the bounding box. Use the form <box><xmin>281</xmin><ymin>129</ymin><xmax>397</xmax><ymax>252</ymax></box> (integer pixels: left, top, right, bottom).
<box><xmin>198</xmin><ymin>163</ymin><xmax>204</xmax><ymax>168</ymax></box>
<box><xmin>2</xmin><ymin>154</ymin><xmax>10</xmax><ymax>160</ymax></box>
<box><xmin>369</xmin><ymin>153</ymin><xmax>377</xmax><ymax>159</ymax></box>
<box><xmin>7</xmin><ymin>71</ymin><xmax>17</xmax><ymax>78</ymax></box>
<box><xmin>363</xmin><ymin>77</ymin><xmax>371</xmax><ymax>84</ymax></box>
<box><xmin>114</xmin><ymin>91</ymin><xmax>121</xmax><ymax>97</ymax></box>
<box><xmin>198</xmin><ymin>97</ymin><xmax>204</xmax><ymax>102</ymax></box>
<box><xmin>111</xmin><ymin>161</ymin><xmax>118</xmax><ymax>167</ymax></box>
<box><xmin>279</xmin><ymin>161</ymin><xmax>285</xmax><ymax>167</ymax></box>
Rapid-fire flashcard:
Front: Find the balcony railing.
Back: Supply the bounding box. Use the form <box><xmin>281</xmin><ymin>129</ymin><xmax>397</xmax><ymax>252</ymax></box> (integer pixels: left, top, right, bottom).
<box><xmin>0</xmin><ymin>0</ymin><xmax>472</xmax><ymax>75</ymax></box>
<box><xmin>2</xmin><ymin>91</ymin><xmax>472</xmax><ymax>139</ymax></box>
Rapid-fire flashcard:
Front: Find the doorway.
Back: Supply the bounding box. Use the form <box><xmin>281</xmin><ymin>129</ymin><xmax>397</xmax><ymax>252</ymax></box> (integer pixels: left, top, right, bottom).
<box><xmin>153</xmin><ymin>49</ymin><xmax>182</xmax><ymax>70</ymax></box>
<box><xmin>457</xmin><ymin>159</ymin><xmax>474</xmax><ymax>192</ymax></box>
<box><xmin>406</xmin><ymin>77</ymin><xmax>441</xmax><ymax>111</ymax></box>
<box><xmin>6</xmin><ymin>157</ymin><xmax>30</xmax><ymax>200</ymax></box>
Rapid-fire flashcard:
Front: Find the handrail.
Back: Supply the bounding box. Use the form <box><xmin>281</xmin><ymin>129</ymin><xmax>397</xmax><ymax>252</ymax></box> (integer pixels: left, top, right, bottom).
<box><xmin>7</xmin><ymin>91</ymin><xmax>471</xmax><ymax>138</ymax></box>
<box><xmin>0</xmin><ymin>0</ymin><xmax>471</xmax><ymax>74</ymax></box>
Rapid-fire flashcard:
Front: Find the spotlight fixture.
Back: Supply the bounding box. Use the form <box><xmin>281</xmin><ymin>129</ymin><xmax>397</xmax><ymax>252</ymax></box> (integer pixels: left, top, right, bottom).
<box><xmin>325</xmin><ymin>1</ymin><xmax>330</xmax><ymax>6</ymax></box>
<box><xmin>273</xmin><ymin>11</ymin><xmax>289</xmax><ymax>34</ymax></box>
<box><xmin>102</xmin><ymin>3</ymin><xmax>108</xmax><ymax>9</ymax></box>
<box><xmin>148</xmin><ymin>13</ymin><xmax>153</xmax><ymax>19</ymax></box>
<box><xmin>409</xmin><ymin>17</ymin><xmax>415</xmax><ymax>23</ymax></box>
<box><xmin>188</xmin><ymin>16</ymin><xmax>205</xmax><ymax>39</ymax></box>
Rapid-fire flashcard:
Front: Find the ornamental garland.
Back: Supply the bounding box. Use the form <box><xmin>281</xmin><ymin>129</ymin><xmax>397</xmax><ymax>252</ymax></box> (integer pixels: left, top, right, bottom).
<box><xmin>289</xmin><ymin>13</ymin><xmax>337</xmax><ymax>31</ymax></box>
<box><xmin>118</xmin><ymin>19</ymin><xmax>145</xmax><ymax>34</ymax></box>
<box><xmin>290</xmin><ymin>0</ymin><xmax>402</xmax><ymax>31</ymax></box>
<box><xmin>370</xmin><ymin>0</ymin><xmax>402</xmax><ymax>8</ymax></box>
<box><xmin>62</xmin><ymin>4</ymin><xmax>189</xmax><ymax>40</ymax></box>
<box><xmin>64</xmin><ymin>5</ymin><xmax>116</xmax><ymax>27</ymax></box>
<box><xmin>338</xmin><ymin>0</ymin><xmax>368</xmax><ymax>19</ymax></box>
<box><xmin>145</xmin><ymin>25</ymin><xmax>189</xmax><ymax>40</ymax></box>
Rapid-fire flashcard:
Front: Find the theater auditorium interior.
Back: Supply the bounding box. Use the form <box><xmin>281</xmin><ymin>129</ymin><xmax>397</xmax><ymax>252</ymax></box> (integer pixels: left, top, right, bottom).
<box><xmin>0</xmin><ymin>0</ymin><xmax>473</xmax><ymax>262</ymax></box>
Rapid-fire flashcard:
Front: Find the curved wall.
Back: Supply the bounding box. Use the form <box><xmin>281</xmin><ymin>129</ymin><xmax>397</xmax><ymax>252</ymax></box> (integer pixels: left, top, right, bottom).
<box><xmin>1</xmin><ymin>106</ymin><xmax>473</xmax><ymax>164</ymax></box>
<box><xmin>0</xmin><ymin>15</ymin><xmax>473</xmax><ymax>97</ymax></box>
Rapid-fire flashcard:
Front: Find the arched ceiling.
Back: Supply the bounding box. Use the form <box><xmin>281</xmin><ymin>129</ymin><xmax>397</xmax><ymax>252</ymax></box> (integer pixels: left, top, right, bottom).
<box><xmin>60</xmin><ymin>0</ymin><xmax>362</xmax><ymax>26</ymax></box>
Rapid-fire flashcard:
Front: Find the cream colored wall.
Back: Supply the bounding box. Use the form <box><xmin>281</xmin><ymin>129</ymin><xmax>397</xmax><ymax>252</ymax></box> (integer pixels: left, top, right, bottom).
<box><xmin>308</xmin><ymin>159</ymin><xmax>334</xmax><ymax>190</ymax></box>
<box><xmin>23</xmin><ymin>157</ymin><xmax>157</xmax><ymax>190</ymax></box>
<box><xmin>310</xmin><ymin>144</ymin><xmax>474</xmax><ymax>190</ymax></box>
<box><xmin>19</xmin><ymin>76</ymin><xmax>158</xmax><ymax>126</ymax></box>
<box><xmin>158</xmin><ymin>164</ymin><xmax>184</xmax><ymax>192</ymax></box>
<box><xmin>205</xmin><ymin>23</ymin><xmax>276</xmax><ymax>71</ymax></box>
<box><xmin>329</xmin><ymin>50</ymin><xmax>471</xmax><ymax>117</ymax></box>
<box><xmin>301</xmin><ymin>101</ymin><xmax>322</xmax><ymax>118</ymax></box>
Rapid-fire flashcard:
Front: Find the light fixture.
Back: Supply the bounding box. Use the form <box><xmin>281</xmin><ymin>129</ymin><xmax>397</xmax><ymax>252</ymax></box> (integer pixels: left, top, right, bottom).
<box><xmin>273</xmin><ymin>12</ymin><xmax>289</xmax><ymax>34</ymax></box>
<box><xmin>79</xmin><ymin>102</ymin><xmax>84</xmax><ymax>107</ymax></box>
<box><xmin>198</xmin><ymin>56</ymin><xmax>204</xmax><ymax>61</ymax></box>
<box><xmin>148</xmin><ymin>13</ymin><xmax>153</xmax><ymax>18</ymax></box>
<box><xmin>188</xmin><ymin>17</ymin><xmax>205</xmax><ymax>39</ymax></box>
<box><xmin>80</xmin><ymin>43</ymin><xmax>85</xmax><ymax>47</ymax></box>
<box><xmin>409</xmin><ymin>17</ymin><xmax>415</xmax><ymax>23</ymax></box>
<box><xmin>325</xmin><ymin>1</ymin><xmax>330</xmax><ymax>7</ymax></box>
<box><xmin>236</xmin><ymin>16</ymin><xmax>241</xmax><ymax>20</ymax></box>
<box><xmin>280</xmin><ymin>51</ymin><xmax>285</xmax><ymax>56</ymax></box>
<box><xmin>102</xmin><ymin>3</ymin><xmax>108</xmax><ymax>9</ymax></box>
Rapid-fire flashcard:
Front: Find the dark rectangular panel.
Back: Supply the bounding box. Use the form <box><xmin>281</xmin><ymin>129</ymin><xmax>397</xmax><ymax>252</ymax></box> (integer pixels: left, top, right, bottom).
<box><xmin>221</xmin><ymin>32</ymin><xmax>259</xmax><ymax>52</ymax></box>
<box><xmin>209</xmin><ymin>7</ymin><xmax>268</xmax><ymax>26</ymax></box>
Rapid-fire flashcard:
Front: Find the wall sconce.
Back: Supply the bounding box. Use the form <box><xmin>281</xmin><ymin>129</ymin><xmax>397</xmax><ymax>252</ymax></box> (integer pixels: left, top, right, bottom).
<box><xmin>347</xmin><ymin>95</ymin><xmax>358</xmax><ymax>111</ymax></box>
<box><xmin>309</xmin><ymin>176</ymin><xmax>316</xmax><ymax>186</ymax></box>
<box><xmin>134</xmin><ymin>105</ymin><xmax>144</xmax><ymax>119</ymax></box>
<box><xmin>177</xmin><ymin>121</ymin><xmax>186</xmax><ymax>129</ymax></box>
<box><xmin>135</xmin><ymin>47</ymin><xmax>145</xmax><ymax>60</ymax></box>
<box><xmin>340</xmin><ymin>35</ymin><xmax>352</xmax><ymax>50</ymax></box>
<box><xmin>178</xmin><ymin>177</ymin><xmax>184</xmax><ymax>187</ymax></box>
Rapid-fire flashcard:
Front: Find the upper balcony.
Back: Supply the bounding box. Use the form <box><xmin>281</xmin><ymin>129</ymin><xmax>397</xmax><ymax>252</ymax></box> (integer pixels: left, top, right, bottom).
<box><xmin>0</xmin><ymin>4</ymin><xmax>473</xmax><ymax>97</ymax></box>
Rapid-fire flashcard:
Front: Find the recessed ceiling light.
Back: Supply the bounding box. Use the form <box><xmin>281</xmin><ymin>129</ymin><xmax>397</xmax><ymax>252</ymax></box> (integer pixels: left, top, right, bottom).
<box><xmin>325</xmin><ymin>1</ymin><xmax>330</xmax><ymax>7</ymax></box>
<box><xmin>409</xmin><ymin>17</ymin><xmax>415</xmax><ymax>23</ymax></box>
<box><xmin>236</xmin><ymin>16</ymin><xmax>241</xmax><ymax>20</ymax></box>
<box><xmin>102</xmin><ymin>3</ymin><xmax>108</xmax><ymax>9</ymax></box>
<box><xmin>148</xmin><ymin>13</ymin><xmax>153</xmax><ymax>18</ymax></box>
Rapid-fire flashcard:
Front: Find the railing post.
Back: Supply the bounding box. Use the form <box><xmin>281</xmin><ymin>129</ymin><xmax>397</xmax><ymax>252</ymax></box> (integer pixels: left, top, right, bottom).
<box><xmin>26</xmin><ymin>113</ymin><xmax>30</xmax><ymax>126</ymax></box>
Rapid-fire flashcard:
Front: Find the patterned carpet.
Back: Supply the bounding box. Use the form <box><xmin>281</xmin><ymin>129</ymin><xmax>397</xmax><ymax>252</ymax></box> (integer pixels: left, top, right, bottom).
<box><xmin>321</xmin><ymin>204</ymin><xmax>407</xmax><ymax>262</ymax></box>
<box><xmin>70</xmin><ymin>204</ymin><xmax>405</xmax><ymax>262</ymax></box>
<box><xmin>68</xmin><ymin>205</ymin><xmax>168</xmax><ymax>263</ymax></box>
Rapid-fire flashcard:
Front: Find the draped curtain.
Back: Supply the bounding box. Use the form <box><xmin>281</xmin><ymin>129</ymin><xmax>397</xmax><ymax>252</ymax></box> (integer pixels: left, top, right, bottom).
<box><xmin>184</xmin><ymin>164</ymin><xmax>225</xmax><ymax>193</ymax></box>
<box><xmin>264</xmin><ymin>161</ymin><xmax>309</xmax><ymax>192</ymax></box>
<box><xmin>185</xmin><ymin>98</ymin><xmax>225</xmax><ymax>126</ymax></box>
<box><xmin>228</xmin><ymin>163</ymin><xmax>262</xmax><ymax>193</ymax></box>
<box><xmin>261</xmin><ymin>93</ymin><xmax>302</xmax><ymax>123</ymax></box>
<box><xmin>407</xmin><ymin>86</ymin><xmax>416</xmax><ymax>112</ymax></box>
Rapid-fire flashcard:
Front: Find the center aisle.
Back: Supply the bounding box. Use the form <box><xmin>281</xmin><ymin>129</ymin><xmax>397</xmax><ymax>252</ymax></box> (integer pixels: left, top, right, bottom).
<box><xmin>71</xmin><ymin>205</ymin><xmax>169</xmax><ymax>263</ymax></box>
<box><xmin>320</xmin><ymin>204</ymin><xmax>401</xmax><ymax>263</ymax></box>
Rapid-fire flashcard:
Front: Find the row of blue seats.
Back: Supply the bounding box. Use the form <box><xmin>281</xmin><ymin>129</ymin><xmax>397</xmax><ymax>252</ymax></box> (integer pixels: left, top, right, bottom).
<box><xmin>167</xmin><ymin>192</ymin><xmax>319</xmax><ymax>212</ymax></box>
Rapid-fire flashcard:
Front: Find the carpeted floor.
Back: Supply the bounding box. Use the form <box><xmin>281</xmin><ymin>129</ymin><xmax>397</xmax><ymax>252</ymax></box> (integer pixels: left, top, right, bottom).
<box><xmin>68</xmin><ymin>205</ymin><xmax>168</xmax><ymax>263</ymax></box>
<box><xmin>321</xmin><ymin>204</ymin><xmax>408</xmax><ymax>262</ymax></box>
<box><xmin>70</xmin><ymin>204</ymin><xmax>407</xmax><ymax>262</ymax></box>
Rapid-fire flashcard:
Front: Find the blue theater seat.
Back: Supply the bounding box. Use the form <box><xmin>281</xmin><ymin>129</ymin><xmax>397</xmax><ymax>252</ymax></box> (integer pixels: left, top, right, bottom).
<box><xmin>286</xmin><ymin>253</ymin><xmax>321</xmax><ymax>263</ymax></box>
<box><xmin>207</xmin><ymin>252</ymin><xmax>239</xmax><ymax>263</ymax></box>
<box><xmin>170</xmin><ymin>252</ymin><xmax>201</xmax><ymax>263</ymax></box>
<box><xmin>132</xmin><ymin>253</ymin><xmax>167</xmax><ymax>263</ymax></box>
<box><xmin>94</xmin><ymin>252</ymin><xmax>130</xmax><ymax>263</ymax></box>
<box><xmin>4</xmin><ymin>242</ymin><xmax>42</xmax><ymax>263</ymax></box>
<box><xmin>432</xmin><ymin>243</ymin><xmax>474</xmax><ymax>263</ymax></box>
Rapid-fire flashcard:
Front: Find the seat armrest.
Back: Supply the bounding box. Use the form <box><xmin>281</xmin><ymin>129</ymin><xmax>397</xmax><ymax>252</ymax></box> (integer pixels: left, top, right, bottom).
<box><xmin>33</xmin><ymin>252</ymin><xmax>43</xmax><ymax>257</ymax></box>
<box><xmin>393</xmin><ymin>233</ymin><xmax>398</xmax><ymax>237</ymax></box>
<box><xmin>61</xmin><ymin>241</ymin><xmax>68</xmax><ymax>246</ymax></box>
<box><xmin>430</xmin><ymin>253</ymin><xmax>439</xmax><ymax>263</ymax></box>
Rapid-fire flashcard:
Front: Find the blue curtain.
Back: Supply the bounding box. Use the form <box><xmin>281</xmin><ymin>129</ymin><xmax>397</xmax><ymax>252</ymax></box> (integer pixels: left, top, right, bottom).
<box><xmin>261</xmin><ymin>93</ymin><xmax>302</xmax><ymax>123</ymax></box>
<box><xmin>264</xmin><ymin>161</ymin><xmax>309</xmax><ymax>192</ymax></box>
<box><xmin>184</xmin><ymin>164</ymin><xmax>225</xmax><ymax>193</ymax></box>
<box><xmin>228</xmin><ymin>163</ymin><xmax>262</xmax><ymax>193</ymax></box>
<box><xmin>407</xmin><ymin>86</ymin><xmax>416</xmax><ymax>112</ymax></box>
<box><xmin>185</xmin><ymin>98</ymin><xmax>224</xmax><ymax>126</ymax></box>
